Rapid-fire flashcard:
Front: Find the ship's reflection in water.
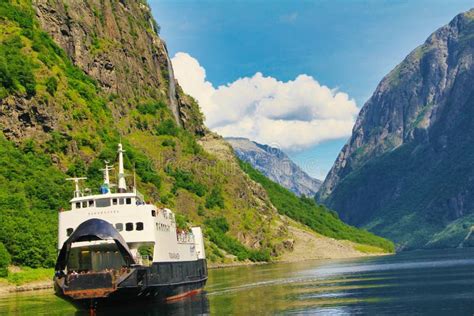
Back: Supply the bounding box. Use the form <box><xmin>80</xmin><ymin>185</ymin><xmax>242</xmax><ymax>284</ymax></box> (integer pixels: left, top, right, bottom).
<box><xmin>76</xmin><ymin>293</ymin><xmax>210</xmax><ymax>316</ymax></box>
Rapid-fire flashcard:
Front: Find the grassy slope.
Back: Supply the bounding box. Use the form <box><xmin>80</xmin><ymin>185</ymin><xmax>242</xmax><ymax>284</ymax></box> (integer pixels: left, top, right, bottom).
<box><xmin>0</xmin><ymin>267</ymin><xmax>53</xmax><ymax>286</ymax></box>
<box><xmin>239</xmin><ymin>161</ymin><xmax>395</xmax><ymax>253</ymax></box>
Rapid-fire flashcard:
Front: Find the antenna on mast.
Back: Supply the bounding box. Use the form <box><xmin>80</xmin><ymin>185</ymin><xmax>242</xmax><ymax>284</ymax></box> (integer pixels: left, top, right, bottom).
<box><xmin>117</xmin><ymin>143</ymin><xmax>127</xmax><ymax>193</ymax></box>
<box><xmin>133</xmin><ymin>164</ymin><xmax>137</xmax><ymax>194</ymax></box>
<box><xmin>66</xmin><ymin>177</ymin><xmax>87</xmax><ymax>198</ymax></box>
<box><xmin>100</xmin><ymin>161</ymin><xmax>114</xmax><ymax>194</ymax></box>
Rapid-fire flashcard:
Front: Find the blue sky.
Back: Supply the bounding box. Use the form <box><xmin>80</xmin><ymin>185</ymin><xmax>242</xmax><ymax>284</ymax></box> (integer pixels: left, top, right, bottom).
<box><xmin>149</xmin><ymin>0</ymin><xmax>473</xmax><ymax>180</ymax></box>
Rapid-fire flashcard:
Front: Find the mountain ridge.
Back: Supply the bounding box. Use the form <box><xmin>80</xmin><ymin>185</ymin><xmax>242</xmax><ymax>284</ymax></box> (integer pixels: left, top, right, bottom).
<box><xmin>226</xmin><ymin>137</ymin><xmax>322</xmax><ymax>197</ymax></box>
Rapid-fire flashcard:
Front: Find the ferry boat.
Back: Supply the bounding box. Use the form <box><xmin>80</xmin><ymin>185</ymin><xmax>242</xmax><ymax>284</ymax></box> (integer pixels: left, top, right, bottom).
<box><xmin>53</xmin><ymin>144</ymin><xmax>207</xmax><ymax>309</ymax></box>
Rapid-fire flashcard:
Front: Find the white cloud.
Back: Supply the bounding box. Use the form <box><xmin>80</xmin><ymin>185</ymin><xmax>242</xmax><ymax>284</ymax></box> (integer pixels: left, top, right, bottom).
<box><xmin>171</xmin><ymin>52</ymin><xmax>358</xmax><ymax>151</ymax></box>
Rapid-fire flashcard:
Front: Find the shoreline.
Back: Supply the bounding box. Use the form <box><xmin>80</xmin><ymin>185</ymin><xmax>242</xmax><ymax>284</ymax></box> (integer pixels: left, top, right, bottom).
<box><xmin>0</xmin><ymin>252</ymin><xmax>390</xmax><ymax>296</ymax></box>
<box><xmin>0</xmin><ymin>280</ymin><xmax>54</xmax><ymax>296</ymax></box>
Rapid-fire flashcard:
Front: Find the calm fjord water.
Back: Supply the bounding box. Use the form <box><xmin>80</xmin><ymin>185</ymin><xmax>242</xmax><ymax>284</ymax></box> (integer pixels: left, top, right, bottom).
<box><xmin>1</xmin><ymin>248</ymin><xmax>474</xmax><ymax>315</ymax></box>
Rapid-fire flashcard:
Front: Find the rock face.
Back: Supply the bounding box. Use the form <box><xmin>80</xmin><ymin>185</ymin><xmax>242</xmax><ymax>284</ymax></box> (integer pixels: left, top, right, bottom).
<box><xmin>226</xmin><ymin>137</ymin><xmax>322</xmax><ymax>197</ymax></box>
<box><xmin>32</xmin><ymin>0</ymin><xmax>204</xmax><ymax>135</ymax></box>
<box><xmin>317</xmin><ymin>9</ymin><xmax>474</xmax><ymax>249</ymax></box>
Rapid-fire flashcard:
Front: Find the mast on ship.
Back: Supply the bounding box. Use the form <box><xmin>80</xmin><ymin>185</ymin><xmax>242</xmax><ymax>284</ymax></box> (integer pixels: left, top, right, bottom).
<box><xmin>66</xmin><ymin>177</ymin><xmax>87</xmax><ymax>198</ymax></box>
<box><xmin>117</xmin><ymin>143</ymin><xmax>127</xmax><ymax>193</ymax></box>
<box><xmin>100</xmin><ymin>161</ymin><xmax>114</xmax><ymax>194</ymax></box>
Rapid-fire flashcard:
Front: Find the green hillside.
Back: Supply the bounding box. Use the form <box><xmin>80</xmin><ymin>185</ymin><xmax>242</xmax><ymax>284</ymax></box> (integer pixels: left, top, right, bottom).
<box><xmin>239</xmin><ymin>160</ymin><xmax>395</xmax><ymax>253</ymax></box>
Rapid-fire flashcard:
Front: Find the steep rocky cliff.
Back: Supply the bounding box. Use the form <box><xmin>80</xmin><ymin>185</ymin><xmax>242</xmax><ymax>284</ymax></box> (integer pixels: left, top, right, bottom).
<box><xmin>0</xmin><ymin>0</ymin><xmax>392</xmax><ymax>267</ymax></box>
<box><xmin>318</xmin><ymin>9</ymin><xmax>474</xmax><ymax>249</ymax></box>
<box><xmin>33</xmin><ymin>0</ymin><xmax>205</xmax><ymax>133</ymax></box>
<box><xmin>1</xmin><ymin>0</ymin><xmax>204</xmax><ymax>141</ymax></box>
<box><xmin>226</xmin><ymin>137</ymin><xmax>321</xmax><ymax>197</ymax></box>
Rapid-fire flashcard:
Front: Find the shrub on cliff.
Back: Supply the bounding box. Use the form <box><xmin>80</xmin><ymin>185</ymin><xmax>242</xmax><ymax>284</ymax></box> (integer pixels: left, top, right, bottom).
<box><xmin>204</xmin><ymin>217</ymin><xmax>270</xmax><ymax>262</ymax></box>
<box><xmin>205</xmin><ymin>187</ymin><xmax>225</xmax><ymax>209</ymax></box>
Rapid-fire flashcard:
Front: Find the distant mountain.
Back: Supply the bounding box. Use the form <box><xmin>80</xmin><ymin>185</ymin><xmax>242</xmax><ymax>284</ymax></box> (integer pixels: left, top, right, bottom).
<box><xmin>317</xmin><ymin>9</ymin><xmax>474</xmax><ymax>250</ymax></box>
<box><xmin>226</xmin><ymin>138</ymin><xmax>322</xmax><ymax>197</ymax></box>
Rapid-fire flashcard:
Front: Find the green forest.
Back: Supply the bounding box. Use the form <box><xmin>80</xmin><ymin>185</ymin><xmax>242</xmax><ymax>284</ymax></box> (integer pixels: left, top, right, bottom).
<box><xmin>0</xmin><ymin>136</ymin><xmax>69</xmax><ymax>268</ymax></box>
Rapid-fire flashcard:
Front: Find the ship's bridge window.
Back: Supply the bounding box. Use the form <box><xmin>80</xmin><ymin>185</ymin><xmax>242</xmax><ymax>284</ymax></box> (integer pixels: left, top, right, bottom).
<box><xmin>115</xmin><ymin>223</ymin><xmax>123</xmax><ymax>232</ymax></box>
<box><xmin>112</xmin><ymin>198</ymin><xmax>118</xmax><ymax>205</ymax></box>
<box><xmin>88</xmin><ymin>200</ymin><xmax>94</xmax><ymax>207</ymax></box>
<box><xmin>82</xmin><ymin>201</ymin><xmax>88</xmax><ymax>208</ymax></box>
<box><xmin>126</xmin><ymin>198</ymin><xmax>132</xmax><ymax>205</ymax></box>
<box><xmin>126</xmin><ymin>222</ymin><xmax>133</xmax><ymax>231</ymax></box>
<box><xmin>96</xmin><ymin>198</ymin><xmax>111</xmax><ymax>208</ymax></box>
<box><xmin>66</xmin><ymin>228</ymin><xmax>74</xmax><ymax>236</ymax></box>
<box><xmin>75</xmin><ymin>202</ymin><xmax>80</xmax><ymax>209</ymax></box>
<box><xmin>151</xmin><ymin>210</ymin><xmax>156</xmax><ymax>217</ymax></box>
<box><xmin>119</xmin><ymin>198</ymin><xmax>124</xmax><ymax>205</ymax></box>
<box><xmin>136</xmin><ymin>222</ymin><xmax>144</xmax><ymax>231</ymax></box>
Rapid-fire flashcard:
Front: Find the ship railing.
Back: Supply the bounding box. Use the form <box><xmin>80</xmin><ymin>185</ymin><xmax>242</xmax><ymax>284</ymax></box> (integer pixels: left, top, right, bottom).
<box><xmin>133</xmin><ymin>255</ymin><xmax>152</xmax><ymax>267</ymax></box>
<box><xmin>62</xmin><ymin>267</ymin><xmax>133</xmax><ymax>298</ymax></box>
<box><xmin>177</xmin><ymin>232</ymin><xmax>195</xmax><ymax>244</ymax></box>
<box><xmin>65</xmin><ymin>267</ymin><xmax>131</xmax><ymax>280</ymax></box>
<box><xmin>136</xmin><ymin>190</ymin><xmax>145</xmax><ymax>203</ymax></box>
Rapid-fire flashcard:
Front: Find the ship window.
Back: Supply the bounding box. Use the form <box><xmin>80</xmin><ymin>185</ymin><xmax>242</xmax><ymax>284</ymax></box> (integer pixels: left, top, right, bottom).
<box><xmin>126</xmin><ymin>222</ymin><xmax>133</xmax><ymax>231</ymax></box>
<box><xmin>119</xmin><ymin>198</ymin><xmax>124</xmax><ymax>205</ymax></box>
<box><xmin>151</xmin><ymin>210</ymin><xmax>156</xmax><ymax>217</ymax></box>
<box><xmin>75</xmin><ymin>202</ymin><xmax>81</xmax><ymax>209</ymax></box>
<box><xmin>96</xmin><ymin>198</ymin><xmax>111</xmax><ymax>208</ymax></box>
<box><xmin>136</xmin><ymin>222</ymin><xmax>144</xmax><ymax>231</ymax></box>
<box><xmin>115</xmin><ymin>223</ymin><xmax>123</xmax><ymax>232</ymax></box>
<box><xmin>126</xmin><ymin>198</ymin><xmax>132</xmax><ymax>205</ymax></box>
<box><xmin>82</xmin><ymin>201</ymin><xmax>88</xmax><ymax>208</ymax></box>
<box><xmin>88</xmin><ymin>200</ymin><xmax>94</xmax><ymax>207</ymax></box>
<box><xmin>112</xmin><ymin>198</ymin><xmax>118</xmax><ymax>205</ymax></box>
<box><xmin>66</xmin><ymin>228</ymin><xmax>73</xmax><ymax>236</ymax></box>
